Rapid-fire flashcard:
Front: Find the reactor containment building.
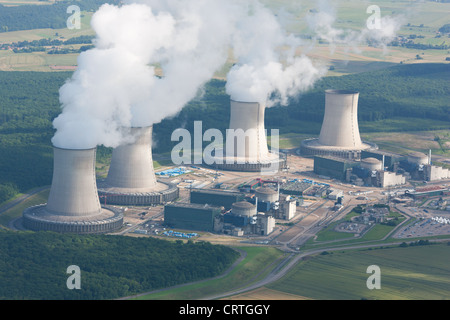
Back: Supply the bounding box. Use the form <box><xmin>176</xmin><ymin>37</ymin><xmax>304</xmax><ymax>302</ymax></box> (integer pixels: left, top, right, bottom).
<box><xmin>22</xmin><ymin>147</ymin><xmax>123</xmax><ymax>234</ymax></box>
<box><xmin>301</xmin><ymin>90</ymin><xmax>377</xmax><ymax>160</ymax></box>
<box><xmin>97</xmin><ymin>126</ymin><xmax>179</xmax><ymax>206</ymax></box>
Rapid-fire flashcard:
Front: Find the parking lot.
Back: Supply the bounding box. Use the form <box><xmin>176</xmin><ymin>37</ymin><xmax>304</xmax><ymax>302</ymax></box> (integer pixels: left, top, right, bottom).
<box><xmin>394</xmin><ymin>215</ymin><xmax>450</xmax><ymax>238</ymax></box>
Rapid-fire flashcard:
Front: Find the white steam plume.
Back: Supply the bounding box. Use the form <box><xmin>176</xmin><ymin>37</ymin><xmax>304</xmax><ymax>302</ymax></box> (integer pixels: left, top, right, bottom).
<box><xmin>225</xmin><ymin>1</ymin><xmax>327</xmax><ymax>107</ymax></box>
<box><xmin>52</xmin><ymin>0</ymin><xmax>242</xmax><ymax>149</ymax></box>
<box><xmin>52</xmin><ymin>0</ymin><xmax>344</xmax><ymax>150</ymax></box>
<box><xmin>306</xmin><ymin>0</ymin><xmax>406</xmax><ymax>54</ymax></box>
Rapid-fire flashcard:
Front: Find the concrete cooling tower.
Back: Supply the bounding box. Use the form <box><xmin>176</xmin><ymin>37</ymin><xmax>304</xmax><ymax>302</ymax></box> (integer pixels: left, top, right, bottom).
<box><xmin>207</xmin><ymin>100</ymin><xmax>285</xmax><ymax>172</ymax></box>
<box><xmin>97</xmin><ymin>126</ymin><xmax>178</xmax><ymax>206</ymax></box>
<box><xmin>300</xmin><ymin>90</ymin><xmax>377</xmax><ymax>160</ymax></box>
<box><xmin>22</xmin><ymin>147</ymin><xmax>123</xmax><ymax>234</ymax></box>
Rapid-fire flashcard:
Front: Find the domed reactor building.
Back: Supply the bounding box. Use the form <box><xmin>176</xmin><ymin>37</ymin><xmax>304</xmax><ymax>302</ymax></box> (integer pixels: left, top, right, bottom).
<box><xmin>207</xmin><ymin>99</ymin><xmax>285</xmax><ymax>172</ymax></box>
<box><xmin>97</xmin><ymin>126</ymin><xmax>178</xmax><ymax>206</ymax></box>
<box><xmin>22</xmin><ymin>147</ymin><xmax>123</xmax><ymax>234</ymax></box>
<box><xmin>301</xmin><ymin>90</ymin><xmax>377</xmax><ymax>160</ymax></box>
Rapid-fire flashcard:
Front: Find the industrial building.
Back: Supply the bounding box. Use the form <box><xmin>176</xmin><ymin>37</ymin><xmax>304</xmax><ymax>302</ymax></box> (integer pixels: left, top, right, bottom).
<box><xmin>398</xmin><ymin>151</ymin><xmax>450</xmax><ymax>182</ymax></box>
<box><xmin>163</xmin><ymin>203</ymin><xmax>222</xmax><ymax>232</ymax></box>
<box><xmin>164</xmin><ymin>184</ymin><xmax>291</xmax><ymax>236</ymax></box>
<box><xmin>301</xmin><ymin>90</ymin><xmax>377</xmax><ymax>160</ymax></box>
<box><xmin>314</xmin><ymin>156</ymin><xmax>360</xmax><ymax>181</ymax></box>
<box><xmin>327</xmin><ymin>189</ymin><xmax>344</xmax><ymax>200</ymax></box>
<box><xmin>361</xmin><ymin>150</ymin><xmax>404</xmax><ymax>171</ymax></box>
<box><xmin>208</xmin><ymin>100</ymin><xmax>286</xmax><ymax>172</ymax></box>
<box><xmin>23</xmin><ymin>147</ymin><xmax>123</xmax><ymax>234</ymax></box>
<box><xmin>276</xmin><ymin>195</ymin><xmax>297</xmax><ymax>220</ymax></box>
<box><xmin>190</xmin><ymin>189</ymin><xmax>245</xmax><ymax>210</ymax></box>
<box><xmin>248</xmin><ymin>186</ymin><xmax>297</xmax><ymax>220</ymax></box>
<box><xmin>313</xmin><ymin>155</ymin><xmax>405</xmax><ymax>188</ymax></box>
<box><xmin>425</xmin><ymin>164</ymin><xmax>450</xmax><ymax>181</ymax></box>
<box><xmin>405</xmin><ymin>186</ymin><xmax>450</xmax><ymax>200</ymax></box>
<box><xmin>361</xmin><ymin>149</ymin><xmax>449</xmax><ymax>182</ymax></box>
<box><xmin>222</xmin><ymin>201</ymin><xmax>276</xmax><ymax>236</ymax></box>
<box><xmin>97</xmin><ymin>126</ymin><xmax>179</xmax><ymax>206</ymax></box>
<box><xmin>279</xmin><ymin>180</ymin><xmax>312</xmax><ymax>196</ymax></box>
<box><xmin>163</xmin><ymin>199</ymin><xmax>276</xmax><ymax>236</ymax></box>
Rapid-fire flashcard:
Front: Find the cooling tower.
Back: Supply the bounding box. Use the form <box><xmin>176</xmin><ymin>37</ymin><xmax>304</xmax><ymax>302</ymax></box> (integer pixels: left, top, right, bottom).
<box><xmin>208</xmin><ymin>100</ymin><xmax>285</xmax><ymax>172</ymax></box>
<box><xmin>22</xmin><ymin>147</ymin><xmax>123</xmax><ymax>234</ymax></box>
<box><xmin>97</xmin><ymin>126</ymin><xmax>178</xmax><ymax>205</ymax></box>
<box><xmin>226</xmin><ymin>100</ymin><xmax>270</xmax><ymax>162</ymax></box>
<box><xmin>300</xmin><ymin>90</ymin><xmax>377</xmax><ymax>160</ymax></box>
<box><xmin>106</xmin><ymin>126</ymin><xmax>157</xmax><ymax>189</ymax></box>
<box><xmin>319</xmin><ymin>90</ymin><xmax>363</xmax><ymax>148</ymax></box>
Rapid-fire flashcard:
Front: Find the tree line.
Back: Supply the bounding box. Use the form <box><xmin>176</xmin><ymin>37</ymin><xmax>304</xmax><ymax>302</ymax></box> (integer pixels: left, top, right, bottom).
<box><xmin>0</xmin><ymin>35</ymin><xmax>95</xmax><ymax>50</ymax></box>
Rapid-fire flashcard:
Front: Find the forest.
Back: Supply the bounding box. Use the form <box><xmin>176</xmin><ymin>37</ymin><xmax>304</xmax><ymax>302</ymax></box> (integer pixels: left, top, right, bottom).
<box><xmin>0</xmin><ymin>229</ymin><xmax>240</xmax><ymax>299</ymax></box>
<box><xmin>0</xmin><ymin>63</ymin><xmax>449</xmax><ymax>205</ymax></box>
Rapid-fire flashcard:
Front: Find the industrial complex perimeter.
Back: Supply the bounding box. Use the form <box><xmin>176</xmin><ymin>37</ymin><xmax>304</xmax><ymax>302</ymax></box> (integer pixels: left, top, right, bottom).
<box><xmin>17</xmin><ymin>90</ymin><xmax>450</xmax><ymax>253</ymax></box>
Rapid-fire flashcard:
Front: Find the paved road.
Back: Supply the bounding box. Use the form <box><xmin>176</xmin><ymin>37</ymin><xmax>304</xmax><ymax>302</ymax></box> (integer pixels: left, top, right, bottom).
<box><xmin>0</xmin><ymin>186</ymin><xmax>49</xmax><ymax>216</ymax></box>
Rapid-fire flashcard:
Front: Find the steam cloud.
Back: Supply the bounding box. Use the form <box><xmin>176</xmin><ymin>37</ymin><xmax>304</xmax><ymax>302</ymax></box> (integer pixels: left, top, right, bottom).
<box><xmin>53</xmin><ymin>0</ymin><xmax>242</xmax><ymax>149</ymax></box>
<box><xmin>225</xmin><ymin>1</ymin><xmax>326</xmax><ymax>106</ymax></box>
<box><xmin>306</xmin><ymin>0</ymin><xmax>406</xmax><ymax>54</ymax></box>
<box><xmin>52</xmin><ymin>0</ymin><xmax>404</xmax><ymax>150</ymax></box>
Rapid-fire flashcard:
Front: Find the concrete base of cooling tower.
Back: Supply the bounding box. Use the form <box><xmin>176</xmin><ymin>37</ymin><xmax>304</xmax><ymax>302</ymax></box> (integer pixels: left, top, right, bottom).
<box><xmin>299</xmin><ymin>139</ymin><xmax>378</xmax><ymax>161</ymax></box>
<box><xmin>96</xmin><ymin>180</ymin><xmax>179</xmax><ymax>206</ymax></box>
<box><xmin>206</xmin><ymin>152</ymin><xmax>286</xmax><ymax>173</ymax></box>
<box><xmin>22</xmin><ymin>205</ymin><xmax>124</xmax><ymax>234</ymax></box>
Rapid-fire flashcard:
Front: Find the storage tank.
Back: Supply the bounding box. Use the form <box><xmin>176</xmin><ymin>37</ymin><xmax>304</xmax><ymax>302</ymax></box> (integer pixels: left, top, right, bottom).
<box><xmin>231</xmin><ymin>201</ymin><xmax>257</xmax><ymax>217</ymax></box>
<box><xmin>22</xmin><ymin>147</ymin><xmax>123</xmax><ymax>234</ymax></box>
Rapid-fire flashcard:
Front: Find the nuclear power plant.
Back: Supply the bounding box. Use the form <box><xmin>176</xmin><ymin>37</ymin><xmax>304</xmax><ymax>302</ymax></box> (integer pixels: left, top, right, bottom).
<box><xmin>97</xmin><ymin>126</ymin><xmax>179</xmax><ymax>206</ymax></box>
<box><xmin>301</xmin><ymin>90</ymin><xmax>377</xmax><ymax>160</ymax></box>
<box><xmin>22</xmin><ymin>147</ymin><xmax>123</xmax><ymax>234</ymax></box>
<box><xmin>209</xmin><ymin>99</ymin><xmax>285</xmax><ymax>172</ymax></box>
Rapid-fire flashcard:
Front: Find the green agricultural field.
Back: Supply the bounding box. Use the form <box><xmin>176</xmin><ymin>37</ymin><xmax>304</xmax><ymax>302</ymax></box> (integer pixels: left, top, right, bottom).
<box><xmin>131</xmin><ymin>246</ymin><xmax>285</xmax><ymax>300</ymax></box>
<box><xmin>1</xmin><ymin>0</ymin><xmax>449</xmax><ymax>72</ymax></box>
<box><xmin>268</xmin><ymin>244</ymin><xmax>450</xmax><ymax>300</ymax></box>
<box><xmin>361</xmin><ymin>129</ymin><xmax>450</xmax><ymax>157</ymax></box>
<box><xmin>0</xmin><ymin>11</ymin><xmax>94</xmax><ymax>71</ymax></box>
<box><xmin>315</xmin><ymin>224</ymin><xmax>356</xmax><ymax>242</ymax></box>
